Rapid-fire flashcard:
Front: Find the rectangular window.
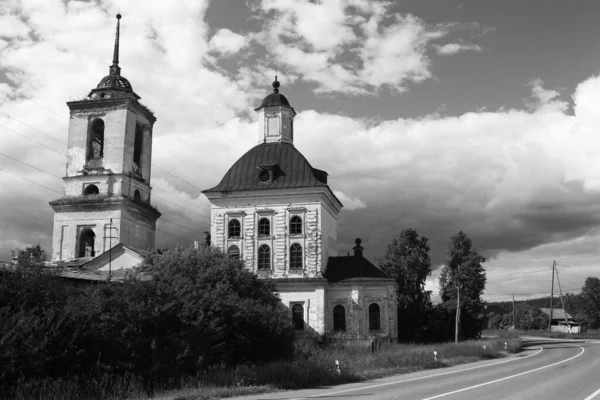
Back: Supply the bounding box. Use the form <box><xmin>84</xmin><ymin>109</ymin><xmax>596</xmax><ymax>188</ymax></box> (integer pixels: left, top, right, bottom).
<box><xmin>133</xmin><ymin>123</ymin><xmax>143</xmax><ymax>168</ymax></box>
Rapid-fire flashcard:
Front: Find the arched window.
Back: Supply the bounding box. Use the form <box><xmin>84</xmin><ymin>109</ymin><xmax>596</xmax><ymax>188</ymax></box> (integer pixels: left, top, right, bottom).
<box><xmin>78</xmin><ymin>229</ymin><xmax>95</xmax><ymax>258</ymax></box>
<box><xmin>290</xmin><ymin>216</ymin><xmax>302</xmax><ymax>235</ymax></box>
<box><xmin>228</xmin><ymin>219</ymin><xmax>240</xmax><ymax>238</ymax></box>
<box><xmin>133</xmin><ymin>123</ymin><xmax>143</xmax><ymax>168</ymax></box>
<box><xmin>83</xmin><ymin>184</ymin><xmax>99</xmax><ymax>195</ymax></box>
<box><xmin>88</xmin><ymin>119</ymin><xmax>104</xmax><ymax>160</ymax></box>
<box><xmin>258</xmin><ymin>218</ymin><xmax>270</xmax><ymax>236</ymax></box>
<box><xmin>227</xmin><ymin>245</ymin><xmax>240</xmax><ymax>259</ymax></box>
<box><xmin>333</xmin><ymin>305</ymin><xmax>346</xmax><ymax>331</ymax></box>
<box><xmin>134</xmin><ymin>190</ymin><xmax>142</xmax><ymax>202</ymax></box>
<box><xmin>369</xmin><ymin>303</ymin><xmax>381</xmax><ymax>331</ymax></box>
<box><xmin>292</xmin><ymin>304</ymin><xmax>304</xmax><ymax>330</ymax></box>
<box><xmin>258</xmin><ymin>244</ymin><xmax>270</xmax><ymax>270</ymax></box>
<box><xmin>290</xmin><ymin>243</ymin><xmax>302</xmax><ymax>270</ymax></box>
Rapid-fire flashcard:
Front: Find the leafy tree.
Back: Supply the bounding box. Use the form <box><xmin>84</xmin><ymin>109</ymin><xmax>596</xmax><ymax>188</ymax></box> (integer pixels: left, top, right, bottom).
<box><xmin>140</xmin><ymin>245</ymin><xmax>294</xmax><ymax>368</ymax></box>
<box><xmin>378</xmin><ymin>228</ymin><xmax>432</xmax><ymax>342</ymax></box>
<box><xmin>581</xmin><ymin>277</ymin><xmax>600</xmax><ymax>329</ymax></box>
<box><xmin>439</xmin><ymin>231</ymin><xmax>486</xmax><ymax>342</ymax></box>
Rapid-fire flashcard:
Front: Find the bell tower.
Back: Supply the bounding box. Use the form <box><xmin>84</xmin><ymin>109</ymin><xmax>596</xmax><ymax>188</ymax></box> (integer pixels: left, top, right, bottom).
<box><xmin>49</xmin><ymin>14</ymin><xmax>161</xmax><ymax>261</ymax></box>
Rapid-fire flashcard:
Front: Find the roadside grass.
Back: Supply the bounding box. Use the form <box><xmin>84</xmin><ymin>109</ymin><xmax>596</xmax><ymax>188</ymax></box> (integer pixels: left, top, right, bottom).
<box><xmin>146</xmin><ymin>337</ymin><xmax>522</xmax><ymax>400</ymax></box>
<box><xmin>4</xmin><ymin>338</ymin><xmax>521</xmax><ymax>400</ymax></box>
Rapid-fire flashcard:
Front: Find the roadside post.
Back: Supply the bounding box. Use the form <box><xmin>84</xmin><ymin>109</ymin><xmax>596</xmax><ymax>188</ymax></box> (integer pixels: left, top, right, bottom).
<box><xmin>335</xmin><ymin>360</ymin><xmax>340</xmax><ymax>375</ymax></box>
<box><xmin>434</xmin><ymin>351</ymin><xmax>438</xmax><ymax>361</ymax></box>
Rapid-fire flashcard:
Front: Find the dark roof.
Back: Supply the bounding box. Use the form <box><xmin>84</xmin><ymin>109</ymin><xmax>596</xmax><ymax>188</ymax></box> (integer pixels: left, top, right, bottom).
<box><xmin>539</xmin><ymin>308</ymin><xmax>576</xmax><ymax>321</ymax></box>
<box><xmin>323</xmin><ymin>255</ymin><xmax>390</xmax><ymax>283</ymax></box>
<box><xmin>96</xmin><ymin>73</ymin><xmax>133</xmax><ymax>91</ymax></box>
<box><xmin>203</xmin><ymin>142</ymin><xmax>329</xmax><ymax>193</ymax></box>
<box><xmin>257</xmin><ymin>92</ymin><xmax>291</xmax><ymax>109</ymax></box>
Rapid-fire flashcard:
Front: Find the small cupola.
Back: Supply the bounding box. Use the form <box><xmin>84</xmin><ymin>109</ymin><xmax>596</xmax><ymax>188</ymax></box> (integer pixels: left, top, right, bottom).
<box><xmin>88</xmin><ymin>14</ymin><xmax>139</xmax><ymax>100</ymax></box>
<box><xmin>255</xmin><ymin>75</ymin><xmax>296</xmax><ymax>145</ymax></box>
<box><xmin>353</xmin><ymin>238</ymin><xmax>364</xmax><ymax>257</ymax></box>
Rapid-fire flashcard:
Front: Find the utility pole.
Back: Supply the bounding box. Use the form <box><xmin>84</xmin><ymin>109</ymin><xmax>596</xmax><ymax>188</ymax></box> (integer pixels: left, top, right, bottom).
<box><xmin>109</xmin><ymin>218</ymin><xmax>113</xmax><ymax>280</ymax></box>
<box><xmin>555</xmin><ymin>265</ymin><xmax>571</xmax><ymax>332</ymax></box>
<box><xmin>512</xmin><ymin>294</ymin><xmax>516</xmax><ymax>328</ymax></box>
<box><xmin>548</xmin><ymin>260</ymin><xmax>556</xmax><ymax>333</ymax></box>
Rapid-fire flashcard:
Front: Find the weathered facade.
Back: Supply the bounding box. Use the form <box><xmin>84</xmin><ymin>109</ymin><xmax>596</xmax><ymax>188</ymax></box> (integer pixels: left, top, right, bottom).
<box><xmin>49</xmin><ymin>15</ymin><xmax>160</xmax><ymax>262</ymax></box>
<box><xmin>203</xmin><ymin>79</ymin><xmax>398</xmax><ymax>340</ymax></box>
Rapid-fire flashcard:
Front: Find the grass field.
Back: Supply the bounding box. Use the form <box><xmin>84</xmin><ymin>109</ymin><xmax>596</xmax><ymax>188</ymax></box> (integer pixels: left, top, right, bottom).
<box><xmin>483</xmin><ymin>328</ymin><xmax>600</xmax><ymax>340</ymax></box>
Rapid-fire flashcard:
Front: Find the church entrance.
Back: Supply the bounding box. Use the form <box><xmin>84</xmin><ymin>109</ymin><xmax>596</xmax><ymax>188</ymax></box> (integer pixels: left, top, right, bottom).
<box><xmin>78</xmin><ymin>229</ymin><xmax>96</xmax><ymax>257</ymax></box>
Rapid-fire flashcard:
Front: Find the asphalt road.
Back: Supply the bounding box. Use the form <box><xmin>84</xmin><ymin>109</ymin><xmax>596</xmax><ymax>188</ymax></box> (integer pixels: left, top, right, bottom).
<box><xmin>226</xmin><ymin>337</ymin><xmax>600</xmax><ymax>400</ymax></box>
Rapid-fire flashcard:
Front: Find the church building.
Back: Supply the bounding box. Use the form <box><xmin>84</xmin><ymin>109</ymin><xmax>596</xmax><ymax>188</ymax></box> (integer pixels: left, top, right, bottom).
<box><xmin>202</xmin><ymin>79</ymin><xmax>398</xmax><ymax>340</ymax></box>
<box><xmin>49</xmin><ymin>14</ymin><xmax>160</xmax><ymax>273</ymax></box>
<box><xmin>47</xmin><ymin>15</ymin><xmax>398</xmax><ymax>340</ymax></box>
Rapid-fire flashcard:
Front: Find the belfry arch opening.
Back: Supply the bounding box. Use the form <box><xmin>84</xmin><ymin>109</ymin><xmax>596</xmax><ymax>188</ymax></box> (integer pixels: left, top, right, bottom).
<box><xmin>78</xmin><ymin>229</ymin><xmax>96</xmax><ymax>258</ymax></box>
<box><xmin>87</xmin><ymin>119</ymin><xmax>105</xmax><ymax>161</ymax></box>
<box><xmin>83</xmin><ymin>184</ymin><xmax>99</xmax><ymax>195</ymax></box>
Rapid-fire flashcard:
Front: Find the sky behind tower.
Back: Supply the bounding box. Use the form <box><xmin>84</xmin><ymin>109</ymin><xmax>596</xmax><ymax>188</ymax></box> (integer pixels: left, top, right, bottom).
<box><xmin>2</xmin><ymin>0</ymin><xmax>600</xmax><ymax>302</ymax></box>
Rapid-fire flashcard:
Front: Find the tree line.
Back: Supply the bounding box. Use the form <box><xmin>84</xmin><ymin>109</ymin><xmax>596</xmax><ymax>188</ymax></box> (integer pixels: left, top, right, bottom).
<box><xmin>484</xmin><ymin>277</ymin><xmax>600</xmax><ymax>331</ymax></box>
<box><xmin>378</xmin><ymin>229</ymin><xmax>487</xmax><ymax>343</ymax></box>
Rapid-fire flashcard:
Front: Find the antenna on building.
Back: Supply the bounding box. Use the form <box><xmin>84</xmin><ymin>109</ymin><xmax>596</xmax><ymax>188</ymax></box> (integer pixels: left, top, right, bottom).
<box><xmin>109</xmin><ymin>14</ymin><xmax>122</xmax><ymax>76</ymax></box>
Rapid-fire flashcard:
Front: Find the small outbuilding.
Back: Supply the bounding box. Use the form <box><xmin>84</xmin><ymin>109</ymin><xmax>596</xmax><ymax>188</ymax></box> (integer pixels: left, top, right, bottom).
<box><xmin>539</xmin><ymin>308</ymin><xmax>582</xmax><ymax>333</ymax></box>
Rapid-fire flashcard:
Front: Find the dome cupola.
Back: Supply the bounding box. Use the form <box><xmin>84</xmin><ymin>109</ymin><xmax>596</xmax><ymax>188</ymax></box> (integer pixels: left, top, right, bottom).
<box><xmin>255</xmin><ymin>76</ymin><xmax>296</xmax><ymax>144</ymax></box>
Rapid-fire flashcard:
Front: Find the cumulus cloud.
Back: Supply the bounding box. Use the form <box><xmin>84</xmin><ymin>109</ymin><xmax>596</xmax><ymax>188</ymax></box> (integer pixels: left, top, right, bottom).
<box><xmin>434</xmin><ymin>43</ymin><xmax>482</xmax><ymax>55</ymax></box>
<box><xmin>250</xmin><ymin>0</ymin><xmax>489</xmax><ymax>94</ymax></box>
<box><xmin>333</xmin><ymin>191</ymin><xmax>367</xmax><ymax>211</ymax></box>
<box><xmin>208</xmin><ymin>28</ymin><xmax>247</xmax><ymax>56</ymax></box>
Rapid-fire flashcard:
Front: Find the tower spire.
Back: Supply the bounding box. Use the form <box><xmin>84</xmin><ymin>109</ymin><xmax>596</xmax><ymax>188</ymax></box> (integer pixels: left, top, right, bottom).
<box><xmin>109</xmin><ymin>14</ymin><xmax>122</xmax><ymax>76</ymax></box>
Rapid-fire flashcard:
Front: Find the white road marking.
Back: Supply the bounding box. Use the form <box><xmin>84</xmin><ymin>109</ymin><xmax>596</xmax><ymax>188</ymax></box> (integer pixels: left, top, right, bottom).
<box><xmin>422</xmin><ymin>345</ymin><xmax>585</xmax><ymax>400</ymax></box>
<box><xmin>584</xmin><ymin>388</ymin><xmax>600</xmax><ymax>400</ymax></box>
<box><xmin>288</xmin><ymin>346</ymin><xmax>543</xmax><ymax>400</ymax></box>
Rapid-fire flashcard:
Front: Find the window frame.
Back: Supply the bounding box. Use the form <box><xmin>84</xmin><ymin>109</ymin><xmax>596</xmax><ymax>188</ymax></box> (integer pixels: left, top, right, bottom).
<box><xmin>289</xmin><ymin>243</ymin><xmax>303</xmax><ymax>270</ymax></box>
<box><xmin>258</xmin><ymin>244</ymin><xmax>271</xmax><ymax>270</ymax></box>
<box><xmin>258</xmin><ymin>217</ymin><xmax>271</xmax><ymax>237</ymax></box>
<box><xmin>227</xmin><ymin>245</ymin><xmax>240</xmax><ymax>260</ymax></box>
<box><xmin>368</xmin><ymin>303</ymin><xmax>381</xmax><ymax>331</ymax></box>
<box><xmin>290</xmin><ymin>215</ymin><xmax>303</xmax><ymax>235</ymax></box>
<box><xmin>228</xmin><ymin>218</ymin><xmax>241</xmax><ymax>238</ymax></box>
<box><xmin>333</xmin><ymin>304</ymin><xmax>346</xmax><ymax>332</ymax></box>
<box><xmin>291</xmin><ymin>303</ymin><xmax>305</xmax><ymax>331</ymax></box>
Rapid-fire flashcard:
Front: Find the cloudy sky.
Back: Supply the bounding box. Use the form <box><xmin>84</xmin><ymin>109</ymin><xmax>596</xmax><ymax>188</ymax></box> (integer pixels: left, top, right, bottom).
<box><xmin>2</xmin><ymin>0</ymin><xmax>600</xmax><ymax>303</ymax></box>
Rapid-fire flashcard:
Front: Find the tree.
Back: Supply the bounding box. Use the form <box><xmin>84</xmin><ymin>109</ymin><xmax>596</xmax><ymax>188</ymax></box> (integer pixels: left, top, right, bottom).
<box><xmin>581</xmin><ymin>277</ymin><xmax>600</xmax><ymax>329</ymax></box>
<box><xmin>378</xmin><ymin>229</ymin><xmax>432</xmax><ymax>342</ymax></box>
<box><xmin>140</xmin><ymin>245</ymin><xmax>294</xmax><ymax>368</ymax></box>
<box><xmin>439</xmin><ymin>231</ymin><xmax>486</xmax><ymax>342</ymax></box>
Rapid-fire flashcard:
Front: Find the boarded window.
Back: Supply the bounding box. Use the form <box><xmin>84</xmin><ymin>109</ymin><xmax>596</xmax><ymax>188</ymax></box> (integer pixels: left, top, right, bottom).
<box><xmin>133</xmin><ymin>123</ymin><xmax>143</xmax><ymax>168</ymax></box>
<box><xmin>258</xmin><ymin>244</ymin><xmax>270</xmax><ymax>270</ymax></box>
<box><xmin>228</xmin><ymin>219</ymin><xmax>241</xmax><ymax>238</ymax></box>
<box><xmin>290</xmin><ymin>216</ymin><xmax>302</xmax><ymax>235</ymax></box>
<box><xmin>88</xmin><ymin>119</ymin><xmax>104</xmax><ymax>160</ymax></box>
<box><xmin>78</xmin><ymin>229</ymin><xmax>95</xmax><ymax>258</ymax></box>
<box><xmin>228</xmin><ymin>245</ymin><xmax>240</xmax><ymax>259</ymax></box>
<box><xmin>258</xmin><ymin>218</ymin><xmax>270</xmax><ymax>236</ymax></box>
<box><xmin>292</xmin><ymin>304</ymin><xmax>304</xmax><ymax>330</ymax></box>
<box><xmin>333</xmin><ymin>305</ymin><xmax>346</xmax><ymax>331</ymax></box>
<box><xmin>369</xmin><ymin>303</ymin><xmax>381</xmax><ymax>331</ymax></box>
<box><xmin>290</xmin><ymin>243</ymin><xmax>302</xmax><ymax>269</ymax></box>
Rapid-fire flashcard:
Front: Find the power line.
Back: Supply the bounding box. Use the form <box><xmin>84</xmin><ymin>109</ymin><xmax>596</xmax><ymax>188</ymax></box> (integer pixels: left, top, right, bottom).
<box><xmin>153</xmin><ymin>193</ymin><xmax>210</xmax><ymax>219</ymax></box>
<box><xmin>153</xmin><ymin>186</ymin><xmax>207</xmax><ymax>212</ymax></box>
<box><xmin>0</xmin><ymin>111</ymin><xmax>67</xmax><ymax>147</ymax></box>
<box><xmin>0</xmin><ymin>123</ymin><xmax>65</xmax><ymax>157</ymax></box>
<box><xmin>0</xmin><ymin>167</ymin><xmax>62</xmax><ymax>195</ymax></box>
<box><xmin>0</xmin><ymin>152</ymin><xmax>63</xmax><ymax>179</ymax></box>
<box><xmin>8</xmin><ymin>86</ymin><xmax>69</xmax><ymax>121</ymax></box>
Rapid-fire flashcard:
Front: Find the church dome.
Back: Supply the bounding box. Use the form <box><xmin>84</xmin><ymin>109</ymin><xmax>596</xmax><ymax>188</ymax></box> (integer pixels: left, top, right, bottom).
<box><xmin>96</xmin><ymin>73</ymin><xmax>133</xmax><ymax>91</ymax></box>
<box><xmin>255</xmin><ymin>76</ymin><xmax>294</xmax><ymax>111</ymax></box>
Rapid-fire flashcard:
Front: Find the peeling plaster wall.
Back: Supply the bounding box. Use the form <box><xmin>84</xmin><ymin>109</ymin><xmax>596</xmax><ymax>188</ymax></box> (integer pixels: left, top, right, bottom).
<box><xmin>278</xmin><ymin>284</ymin><xmax>326</xmax><ymax>335</ymax></box>
<box><xmin>210</xmin><ymin>200</ymin><xmax>325</xmax><ymax>278</ymax></box>
<box><xmin>325</xmin><ymin>280</ymin><xmax>397</xmax><ymax>340</ymax></box>
<box><xmin>320</xmin><ymin>207</ymin><xmax>338</xmax><ymax>268</ymax></box>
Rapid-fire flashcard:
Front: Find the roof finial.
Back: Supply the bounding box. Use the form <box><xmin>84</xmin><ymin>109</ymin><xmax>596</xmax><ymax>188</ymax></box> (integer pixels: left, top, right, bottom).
<box><xmin>272</xmin><ymin>68</ymin><xmax>280</xmax><ymax>93</ymax></box>
<box><xmin>109</xmin><ymin>14</ymin><xmax>122</xmax><ymax>76</ymax></box>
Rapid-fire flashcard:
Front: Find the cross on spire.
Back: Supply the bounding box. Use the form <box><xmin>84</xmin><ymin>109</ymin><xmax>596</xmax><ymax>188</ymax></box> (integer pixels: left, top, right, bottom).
<box><xmin>109</xmin><ymin>14</ymin><xmax>122</xmax><ymax>76</ymax></box>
